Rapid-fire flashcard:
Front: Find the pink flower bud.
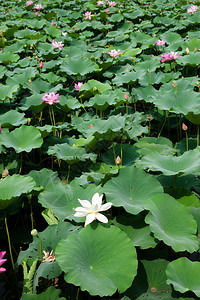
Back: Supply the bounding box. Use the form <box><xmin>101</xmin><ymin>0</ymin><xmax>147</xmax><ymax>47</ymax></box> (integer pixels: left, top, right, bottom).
<box><xmin>0</xmin><ymin>126</ymin><xmax>1</xmax><ymax>133</ymax></box>
<box><xmin>194</xmin><ymin>47</ymin><xmax>197</xmax><ymax>52</ymax></box>
<box><xmin>147</xmin><ymin>116</ymin><xmax>152</xmax><ymax>120</ymax></box>
<box><xmin>182</xmin><ymin>123</ymin><xmax>188</xmax><ymax>131</ymax></box>
<box><xmin>106</xmin><ymin>8</ymin><xmax>109</xmax><ymax>13</ymax></box>
<box><xmin>35</xmin><ymin>12</ymin><xmax>38</xmax><ymax>16</ymax></box>
<box><xmin>52</xmin><ymin>21</ymin><xmax>54</xmax><ymax>26</ymax></box>
<box><xmin>116</xmin><ymin>156</ymin><xmax>121</xmax><ymax>165</ymax></box>
<box><xmin>39</xmin><ymin>61</ymin><xmax>43</xmax><ymax>68</ymax></box>
<box><xmin>125</xmin><ymin>67</ymin><xmax>129</xmax><ymax>72</ymax></box>
<box><xmin>124</xmin><ymin>93</ymin><xmax>129</xmax><ymax>101</ymax></box>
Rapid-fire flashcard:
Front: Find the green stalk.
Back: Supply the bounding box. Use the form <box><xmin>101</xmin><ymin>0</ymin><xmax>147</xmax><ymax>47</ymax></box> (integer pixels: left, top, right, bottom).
<box><xmin>197</xmin><ymin>125</ymin><xmax>199</xmax><ymax>147</ymax></box>
<box><xmin>37</xmin><ymin>236</ymin><xmax>43</xmax><ymax>262</ymax></box>
<box><xmin>5</xmin><ymin>213</ymin><xmax>15</xmax><ymax>271</ymax></box>
<box><xmin>186</xmin><ymin>131</ymin><xmax>188</xmax><ymax>151</ymax></box>
<box><xmin>113</xmin><ymin>144</ymin><xmax>117</xmax><ymax>166</ymax></box>
<box><xmin>66</xmin><ymin>165</ymin><xmax>70</xmax><ymax>184</ymax></box>
<box><xmin>158</xmin><ymin>111</ymin><xmax>166</xmax><ymax>138</ymax></box>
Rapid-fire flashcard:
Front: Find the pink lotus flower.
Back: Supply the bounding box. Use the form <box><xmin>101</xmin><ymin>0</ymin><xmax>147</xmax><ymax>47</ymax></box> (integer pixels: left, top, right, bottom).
<box><xmin>124</xmin><ymin>92</ymin><xmax>129</xmax><ymax>101</ymax></box>
<box><xmin>39</xmin><ymin>61</ymin><xmax>43</xmax><ymax>68</ymax></box>
<box><xmin>97</xmin><ymin>0</ymin><xmax>104</xmax><ymax>5</ymax></box>
<box><xmin>26</xmin><ymin>1</ymin><xmax>33</xmax><ymax>5</ymax></box>
<box><xmin>42</xmin><ymin>92</ymin><xmax>60</xmax><ymax>105</ymax></box>
<box><xmin>84</xmin><ymin>11</ymin><xmax>94</xmax><ymax>20</ymax></box>
<box><xmin>0</xmin><ymin>126</ymin><xmax>1</xmax><ymax>133</ymax></box>
<box><xmin>156</xmin><ymin>39</ymin><xmax>166</xmax><ymax>46</ymax></box>
<box><xmin>106</xmin><ymin>8</ymin><xmax>109</xmax><ymax>13</ymax></box>
<box><xmin>52</xmin><ymin>40</ymin><xmax>64</xmax><ymax>50</ymax></box>
<box><xmin>160</xmin><ymin>51</ymin><xmax>180</xmax><ymax>62</ymax></box>
<box><xmin>187</xmin><ymin>5</ymin><xmax>198</xmax><ymax>13</ymax></box>
<box><xmin>108</xmin><ymin>1</ymin><xmax>117</xmax><ymax>7</ymax></box>
<box><xmin>109</xmin><ymin>49</ymin><xmax>122</xmax><ymax>57</ymax></box>
<box><xmin>35</xmin><ymin>12</ymin><xmax>38</xmax><ymax>16</ymax></box>
<box><xmin>74</xmin><ymin>82</ymin><xmax>83</xmax><ymax>92</ymax></box>
<box><xmin>0</xmin><ymin>251</ymin><xmax>7</xmax><ymax>273</ymax></box>
<box><xmin>34</xmin><ymin>4</ymin><xmax>43</xmax><ymax>9</ymax></box>
<box><xmin>116</xmin><ymin>156</ymin><xmax>121</xmax><ymax>165</ymax></box>
<box><xmin>51</xmin><ymin>20</ymin><xmax>54</xmax><ymax>26</ymax></box>
<box><xmin>182</xmin><ymin>123</ymin><xmax>188</xmax><ymax>131</ymax></box>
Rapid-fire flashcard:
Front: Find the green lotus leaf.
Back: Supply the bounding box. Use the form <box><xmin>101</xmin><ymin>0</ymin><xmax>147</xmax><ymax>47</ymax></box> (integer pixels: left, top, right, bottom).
<box><xmin>40</xmin><ymin>73</ymin><xmax>65</xmax><ymax>84</ymax></box>
<box><xmin>0</xmin><ymin>125</ymin><xmax>43</xmax><ymax>153</ymax></box>
<box><xmin>20</xmin><ymin>94</ymin><xmax>46</xmax><ymax>112</ymax></box>
<box><xmin>112</xmin><ymin>72</ymin><xmax>138</xmax><ymax>86</ymax></box>
<box><xmin>47</xmin><ymin>143</ymin><xmax>97</xmax><ymax>164</ymax></box>
<box><xmin>0</xmin><ymin>83</ymin><xmax>19</xmax><ymax>101</ymax></box>
<box><xmin>6</xmin><ymin>67</ymin><xmax>37</xmax><ymax>87</ymax></box>
<box><xmin>45</xmin><ymin>26</ymin><xmax>61</xmax><ymax>38</ymax></box>
<box><xmin>0</xmin><ymin>65</ymin><xmax>7</xmax><ymax>79</ymax></box>
<box><xmin>166</xmin><ymin>257</ymin><xmax>200</xmax><ymax>297</ymax></box>
<box><xmin>135</xmin><ymin>137</ymin><xmax>175</xmax><ymax>156</ymax></box>
<box><xmin>144</xmin><ymin>194</ymin><xmax>199</xmax><ymax>252</ymax></box>
<box><xmin>38</xmin><ymin>181</ymin><xmax>103</xmax><ymax>221</ymax></box>
<box><xmin>104</xmin><ymin>167</ymin><xmax>163</xmax><ymax>215</ymax></box>
<box><xmin>183</xmin><ymin>38</ymin><xmax>200</xmax><ymax>52</ymax></box>
<box><xmin>58</xmin><ymin>95</ymin><xmax>82</xmax><ymax>112</ymax></box>
<box><xmin>137</xmin><ymin>148</ymin><xmax>200</xmax><ymax>176</ymax></box>
<box><xmin>85</xmin><ymin>92</ymin><xmax>117</xmax><ymax>111</ymax></box>
<box><xmin>123</xmin><ymin>48</ymin><xmax>142</xmax><ymax>57</ymax></box>
<box><xmin>0</xmin><ymin>110</ymin><xmax>27</xmax><ymax>128</ymax></box>
<box><xmin>17</xmin><ymin>222</ymin><xmax>80</xmax><ymax>265</ymax></box>
<box><xmin>134</xmin><ymin>58</ymin><xmax>161</xmax><ymax>72</ymax></box>
<box><xmin>55</xmin><ymin>224</ymin><xmax>138</xmax><ymax>296</ymax></box>
<box><xmin>60</xmin><ymin>57</ymin><xmax>100</xmax><ymax>75</ymax></box>
<box><xmin>28</xmin><ymin>168</ymin><xmax>60</xmax><ymax>189</ymax></box>
<box><xmin>21</xmin><ymin>286</ymin><xmax>65</xmax><ymax>300</ymax></box>
<box><xmin>0</xmin><ymin>51</ymin><xmax>20</xmax><ymax>64</ymax></box>
<box><xmin>176</xmin><ymin>53</ymin><xmax>200</xmax><ymax>66</ymax></box>
<box><xmin>0</xmin><ymin>174</ymin><xmax>36</xmax><ymax>210</ymax></box>
<box><xmin>101</xmin><ymin>144</ymin><xmax>139</xmax><ymax>166</ymax></box>
<box><xmin>81</xmin><ymin>79</ymin><xmax>112</xmax><ymax>95</ymax></box>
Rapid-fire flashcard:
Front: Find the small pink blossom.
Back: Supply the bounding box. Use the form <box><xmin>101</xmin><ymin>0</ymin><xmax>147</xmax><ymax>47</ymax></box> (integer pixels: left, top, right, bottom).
<box><xmin>156</xmin><ymin>39</ymin><xmax>166</xmax><ymax>46</ymax></box>
<box><xmin>116</xmin><ymin>156</ymin><xmax>121</xmax><ymax>165</ymax></box>
<box><xmin>74</xmin><ymin>82</ymin><xmax>83</xmax><ymax>92</ymax></box>
<box><xmin>109</xmin><ymin>49</ymin><xmax>122</xmax><ymax>57</ymax></box>
<box><xmin>84</xmin><ymin>11</ymin><xmax>94</xmax><ymax>20</ymax></box>
<box><xmin>124</xmin><ymin>92</ymin><xmax>129</xmax><ymax>101</ymax></box>
<box><xmin>52</xmin><ymin>40</ymin><xmax>64</xmax><ymax>50</ymax></box>
<box><xmin>35</xmin><ymin>12</ymin><xmax>38</xmax><ymax>16</ymax></box>
<box><xmin>26</xmin><ymin>1</ymin><xmax>33</xmax><ymax>6</ymax></box>
<box><xmin>106</xmin><ymin>8</ymin><xmax>109</xmax><ymax>12</ymax></box>
<box><xmin>108</xmin><ymin>1</ymin><xmax>117</xmax><ymax>7</ymax></box>
<box><xmin>42</xmin><ymin>92</ymin><xmax>60</xmax><ymax>105</ymax></box>
<box><xmin>187</xmin><ymin>5</ymin><xmax>198</xmax><ymax>13</ymax></box>
<box><xmin>0</xmin><ymin>251</ymin><xmax>7</xmax><ymax>273</ymax></box>
<box><xmin>51</xmin><ymin>20</ymin><xmax>54</xmax><ymax>26</ymax></box>
<box><xmin>194</xmin><ymin>47</ymin><xmax>197</xmax><ymax>52</ymax></box>
<box><xmin>125</xmin><ymin>67</ymin><xmax>129</xmax><ymax>72</ymax></box>
<box><xmin>97</xmin><ymin>0</ymin><xmax>104</xmax><ymax>5</ymax></box>
<box><xmin>39</xmin><ymin>61</ymin><xmax>43</xmax><ymax>68</ymax></box>
<box><xmin>0</xmin><ymin>126</ymin><xmax>1</xmax><ymax>133</ymax></box>
<box><xmin>160</xmin><ymin>51</ymin><xmax>180</xmax><ymax>62</ymax></box>
<box><xmin>182</xmin><ymin>123</ymin><xmax>188</xmax><ymax>131</ymax></box>
<box><xmin>34</xmin><ymin>4</ymin><xmax>43</xmax><ymax>9</ymax></box>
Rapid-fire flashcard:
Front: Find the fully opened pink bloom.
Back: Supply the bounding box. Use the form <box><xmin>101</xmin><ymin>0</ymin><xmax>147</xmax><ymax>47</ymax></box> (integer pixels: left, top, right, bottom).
<box><xmin>26</xmin><ymin>1</ymin><xmax>33</xmax><ymax>6</ymax></box>
<box><xmin>0</xmin><ymin>251</ymin><xmax>7</xmax><ymax>273</ymax></box>
<box><xmin>156</xmin><ymin>39</ymin><xmax>166</xmax><ymax>46</ymax></box>
<box><xmin>74</xmin><ymin>192</ymin><xmax>113</xmax><ymax>227</ymax></box>
<box><xmin>74</xmin><ymin>82</ymin><xmax>83</xmax><ymax>92</ymax></box>
<box><xmin>52</xmin><ymin>40</ymin><xmax>64</xmax><ymax>50</ymax></box>
<box><xmin>187</xmin><ymin>5</ymin><xmax>198</xmax><ymax>13</ymax></box>
<box><xmin>84</xmin><ymin>11</ymin><xmax>94</xmax><ymax>20</ymax></box>
<box><xmin>42</xmin><ymin>92</ymin><xmax>60</xmax><ymax>105</ymax></box>
<box><xmin>97</xmin><ymin>0</ymin><xmax>104</xmax><ymax>5</ymax></box>
<box><xmin>160</xmin><ymin>51</ymin><xmax>180</xmax><ymax>62</ymax></box>
<box><xmin>108</xmin><ymin>1</ymin><xmax>117</xmax><ymax>7</ymax></box>
<box><xmin>34</xmin><ymin>4</ymin><xmax>43</xmax><ymax>9</ymax></box>
<box><xmin>109</xmin><ymin>49</ymin><xmax>122</xmax><ymax>57</ymax></box>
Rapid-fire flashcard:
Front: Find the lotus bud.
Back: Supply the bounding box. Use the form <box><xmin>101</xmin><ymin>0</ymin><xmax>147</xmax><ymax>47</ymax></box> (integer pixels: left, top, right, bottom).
<box><xmin>0</xmin><ymin>126</ymin><xmax>1</xmax><ymax>133</ymax></box>
<box><xmin>116</xmin><ymin>156</ymin><xmax>121</xmax><ymax>165</ymax></box>
<box><xmin>124</xmin><ymin>92</ymin><xmax>129</xmax><ymax>101</ymax></box>
<box><xmin>194</xmin><ymin>47</ymin><xmax>197</xmax><ymax>52</ymax></box>
<box><xmin>125</xmin><ymin>67</ymin><xmax>129</xmax><ymax>72</ymax></box>
<box><xmin>186</xmin><ymin>47</ymin><xmax>189</xmax><ymax>54</ymax></box>
<box><xmin>51</xmin><ymin>20</ymin><xmax>54</xmax><ymax>26</ymax></box>
<box><xmin>39</xmin><ymin>61</ymin><xmax>43</xmax><ymax>68</ymax></box>
<box><xmin>106</xmin><ymin>8</ymin><xmax>109</xmax><ymax>13</ymax></box>
<box><xmin>93</xmin><ymin>86</ymin><xmax>98</xmax><ymax>91</ymax></box>
<box><xmin>147</xmin><ymin>116</ymin><xmax>152</xmax><ymax>120</ymax></box>
<box><xmin>31</xmin><ymin>229</ymin><xmax>38</xmax><ymax>236</ymax></box>
<box><xmin>27</xmin><ymin>118</ymin><xmax>31</xmax><ymax>125</ymax></box>
<box><xmin>172</xmin><ymin>81</ymin><xmax>177</xmax><ymax>88</ymax></box>
<box><xmin>182</xmin><ymin>123</ymin><xmax>188</xmax><ymax>131</ymax></box>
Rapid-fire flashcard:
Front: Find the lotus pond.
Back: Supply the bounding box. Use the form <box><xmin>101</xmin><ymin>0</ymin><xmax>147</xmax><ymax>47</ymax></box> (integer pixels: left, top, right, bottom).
<box><xmin>0</xmin><ymin>0</ymin><xmax>200</xmax><ymax>299</ymax></box>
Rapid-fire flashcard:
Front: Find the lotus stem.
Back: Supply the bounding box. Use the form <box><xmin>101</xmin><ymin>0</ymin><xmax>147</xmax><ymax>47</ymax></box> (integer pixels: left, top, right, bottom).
<box><xmin>19</xmin><ymin>153</ymin><xmax>23</xmax><ymax>174</ymax></box>
<box><xmin>113</xmin><ymin>144</ymin><xmax>117</xmax><ymax>166</ymax></box>
<box><xmin>37</xmin><ymin>235</ymin><xmax>43</xmax><ymax>262</ymax></box>
<box><xmin>66</xmin><ymin>165</ymin><xmax>70</xmax><ymax>184</ymax></box>
<box><xmin>197</xmin><ymin>125</ymin><xmax>199</xmax><ymax>147</ymax></box>
<box><xmin>158</xmin><ymin>111</ymin><xmax>166</xmax><ymax>138</ymax></box>
<box><xmin>5</xmin><ymin>213</ymin><xmax>15</xmax><ymax>271</ymax></box>
<box><xmin>120</xmin><ymin>143</ymin><xmax>123</xmax><ymax>165</ymax></box>
<box><xmin>30</xmin><ymin>202</ymin><xmax>34</xmax><ymax>230</ymax></box>
<box><xmin>76</xmin><ymin>287</ymin><xmax>80</xmax><ymax>300</ymax></box>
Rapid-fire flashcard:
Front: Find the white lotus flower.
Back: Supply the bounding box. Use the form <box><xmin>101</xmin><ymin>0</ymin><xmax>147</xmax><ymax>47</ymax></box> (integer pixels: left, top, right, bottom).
<box><xmin>74</xmin><ymin>193</ymin><xmax>112</xmax><ymax>227</ymax></box>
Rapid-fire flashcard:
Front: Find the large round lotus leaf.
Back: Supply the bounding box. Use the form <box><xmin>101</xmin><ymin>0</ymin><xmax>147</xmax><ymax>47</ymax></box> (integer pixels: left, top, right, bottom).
<box><xmin>38</xmin><ymin>181</ymin><xmax>103</xmax><ymax>221</ymax></box>
<box><xmin>17</xmin><ymin>222</ymin><xmax>80</xmax><ymax>265</ymax></box>
<box><xmin>86</xmin><ymin>92</ymin><xmax>116</xmax><ymax>111</ymax></box>
<box><xmin>47</xmin><ymin>143</ymin><xmax>97</xmax><ymax>164</ymax></box>
<box><xmin>0</xmin><ymin>125</ymin><xmax>43</xmax><ymax>153</ymax></box>
<box><xmin>0</xmin><ymin>110</ymin><xmax>27</xmax><ymax>128</ymax></box>
<box><xmin>71</xmin><ymin>115</ymin><xmax>126</xmax><ymax>140</ymax></box>
<box><xmin>177</xmin><ymin>53</ymin><xmax>200</xmax><ymax>66</ymax></box>
<box><xmin>137</xmin><ymin>148</ymin><xmax>200</xmax><ymax>176</ymax></box>
<box><xmin>166</xmin><ymin>257</ymin><xmax>200</xmax><ymax>297</ymax></box>
<box><xmin>135</xmin><ymin>137</ymin><xmax>175</xmax><ymax>156</ymax></box>
<box><xmin>101</xmin><ymin>144</ymin><xmax>139</xmax><ymax>166</ymax></box>
<box><xmin>0</xmin><ymin>52</ymin><xmax>20</xmax><ymax>64</ymax></box>
<box><xmin>28</xmin><ymin>168</ymin><xmax>60</xmax><ymax>189</ymax></box>
<box><xmin>55</xmin><ymin>224</ymin><xmax>138</xmax><ymax>296</ymax></box>
<box><xmin>144</xmin><ymin>194</ymin><xmax>198</xmax><ymax>252</ymax></box>
<box><xmin>183</xmin><ymin>38</ymin><xmax>200</xmax><ymax>52</ymax></box>
<box><xmin>104</xmin><ymin>167</ymin><xmax>163</xmax><ymax>215</ymax></box>
<box><xmin>21</xmin><ymin>286</ymin><xmax>65</xmax><ymax>300</ymax></box>
<box><xmin>0</xmin><ymin>83</ymin><xmax>19</xmax><ymax>101</ymax></box>
<box><xmin>112</xmin><ymin>72</ymin><xmax>138</xmax><ymax>86</ymax></box>
<box><xmin>60</xmin><ymin>57</ymin><xmax>100</xmax><ymax>75</ymax></box>
<box><xmin>0</xmin><ymin>174</ymin><xmax>36</xmax><ymax>210</ymax></box>
<box><xmin>81</xmin><ymin>79</ymin><xmax>112</xmax><ymax>95</ymax></box>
